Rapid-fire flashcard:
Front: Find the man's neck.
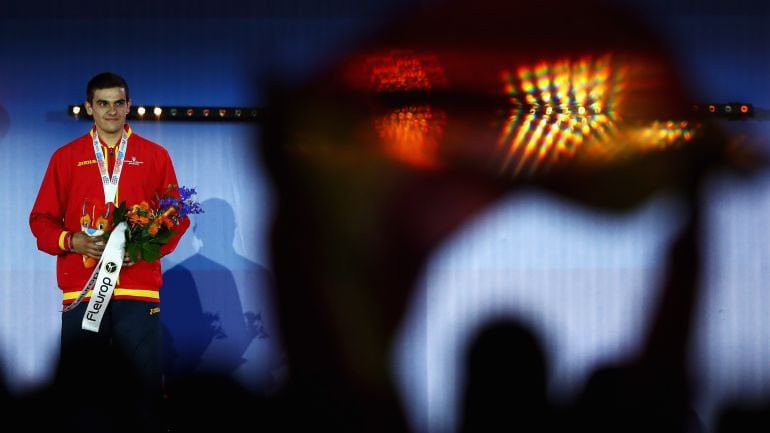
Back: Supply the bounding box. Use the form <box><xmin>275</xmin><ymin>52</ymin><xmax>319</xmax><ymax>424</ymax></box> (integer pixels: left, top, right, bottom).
<box><xmin>96</xmin><ymin>127</ymin><xmax>123</xmax><ymax>147</ymax></box>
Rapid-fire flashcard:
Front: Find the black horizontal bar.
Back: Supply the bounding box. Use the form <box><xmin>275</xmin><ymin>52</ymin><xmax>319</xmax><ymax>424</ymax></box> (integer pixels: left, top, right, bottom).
<box><xmin>67</xmin><ymin>105</ymin><xmax>264</xmax><ymax>122</ymax></box>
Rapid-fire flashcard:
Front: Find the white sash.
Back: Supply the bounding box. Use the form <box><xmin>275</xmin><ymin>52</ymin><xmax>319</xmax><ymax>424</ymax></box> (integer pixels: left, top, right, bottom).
<box><xmin>62</xmin><ymin>126</ymin><xmax>131</xmax><ymax>331</ymax></box>
<box><xmin>61</xmin><ymin>266</ymin><xmax>98</xmax><ymax>314</ymax></box>
<box><xmin>79</xmin><ymin>222</ymin><xmax>127</xmax><ymax>332</ymax></box>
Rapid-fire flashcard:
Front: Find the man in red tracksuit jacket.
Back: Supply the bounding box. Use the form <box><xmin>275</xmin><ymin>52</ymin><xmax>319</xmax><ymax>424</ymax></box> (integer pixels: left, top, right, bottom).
<box><xmin>29</xmin><ymin>72</ymin><xmax>189</xmax><ymax>433</ymax></box>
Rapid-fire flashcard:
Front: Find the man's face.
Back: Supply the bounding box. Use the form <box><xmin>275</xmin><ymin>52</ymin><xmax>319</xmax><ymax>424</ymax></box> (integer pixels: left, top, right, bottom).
<box><xmin>85</xmin><ymin>87</ymin><xmax>131</xmax><ymax>137</ymax></box>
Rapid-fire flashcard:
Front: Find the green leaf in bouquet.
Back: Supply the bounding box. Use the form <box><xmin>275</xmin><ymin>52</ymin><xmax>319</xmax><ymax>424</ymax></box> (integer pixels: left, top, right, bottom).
<box><xmin>113</xmin><ymin>201</ymin><xmax>128</xmax><ymax>226</ymax></box>
<box><xmin>105</xmin><ymin>202</ymin><xmax>129</xmax><ymax>243</ymax></box>
<box><xmin>126</xmin><ymin>242</ymin><xmax>141</xmax><ymax>263</ymax></box>
<box><xmin>142</xmin><ymin>243</ymin><xmax>162</xmax><ymax>262</ymax></box>
<box><xmin>154</xmin><ymin>229</ymin><xmax>176</xmax><ymax>245</ymax></box>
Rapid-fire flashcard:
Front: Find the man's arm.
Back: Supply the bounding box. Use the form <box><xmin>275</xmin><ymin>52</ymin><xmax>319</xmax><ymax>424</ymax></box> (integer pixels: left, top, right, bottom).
<box><xmin>157</xmin><ymin>149</ymin><xmax>190</xmax><ymax>257</ymax></box>
<box><xmin>29</xmin><ymin>151</ymin><xmax>70</xmax><ymax>255</ymax></box>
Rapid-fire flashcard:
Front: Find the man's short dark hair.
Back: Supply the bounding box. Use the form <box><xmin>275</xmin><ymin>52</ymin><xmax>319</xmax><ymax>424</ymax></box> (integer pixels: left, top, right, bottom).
<box><xmin>86</xmin><ymin>72</ymin><xmax>129</xmax><ymax>103</ymax></box>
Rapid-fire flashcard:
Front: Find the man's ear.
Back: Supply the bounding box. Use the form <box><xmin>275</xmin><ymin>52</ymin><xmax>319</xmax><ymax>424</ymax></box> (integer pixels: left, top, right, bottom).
<box><xmin>126</xmin><ymin>98</ymin><xmax>132</xmax><ymax>113</ymax></box>
<box><xmin>84</xmin><ymin>101</ymin><xmax>93</xmax><ymax>116</ymax></box>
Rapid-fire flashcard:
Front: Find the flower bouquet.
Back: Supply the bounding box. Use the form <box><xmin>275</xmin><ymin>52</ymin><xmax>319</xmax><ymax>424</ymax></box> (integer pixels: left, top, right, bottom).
<box><xmin>106</xmin><ymin>184</ymin><xmax>203</xmax><ymax>262</ymax></box>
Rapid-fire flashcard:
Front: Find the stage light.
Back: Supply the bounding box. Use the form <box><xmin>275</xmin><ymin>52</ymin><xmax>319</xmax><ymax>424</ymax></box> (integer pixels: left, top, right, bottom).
<box><xmin>738</xmin><ymin>103</ymin><xmax>754</xmax><ymax>117</ymax></box>
<box><xmin>153</xmin><ymin>107</ymin><xmax>162</xmax><ymax>116</ymax></box>
<box><xmin>170</xmin><ymin>108</ymin><xmax>178</xmax><ymax>117</ymax></box>
<box><xmin>137</xmin><ymin>106</ymin><xmax>146</xmax><ymax>116</ymax></box>
<box><xmin>72</xmin><ymin>106</ymin><xmax>81</xmax><ymax>115</ymax></box>
<box><xmin>716</xmin><ymin>103</ymin><xmax>753</xmax><ymax>119</ymax></box>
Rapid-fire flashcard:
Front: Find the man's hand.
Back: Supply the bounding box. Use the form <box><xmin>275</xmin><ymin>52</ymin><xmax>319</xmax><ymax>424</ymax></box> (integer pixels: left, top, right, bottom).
<box><xmin>123</xmin><ymin>252</ymin><xmax>141</xmax><ymax>267</ymax></box>
<box><xmin>71</xmin><ymin>231</ymin><xmax>105</xmax><ymax>259</ymax></box>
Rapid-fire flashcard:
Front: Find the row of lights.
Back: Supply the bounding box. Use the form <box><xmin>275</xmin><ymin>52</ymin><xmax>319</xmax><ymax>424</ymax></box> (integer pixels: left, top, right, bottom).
<box><xmin>68</xmin><ymin>105</ymin><xmax>263</xmax><ymax>122</ymax></box>
<box><xmin>523</xmin><ymin>103</ymin><xmax>756</xmax><ymax>120</ymax></box>
<box><xmin>692</xmin><ymin>103</ymin><xmax>754</xmax><ymax>119</ymax></box>
<box><xmin>520</xmin><ymin>104</ymin><xmax>603</xmax><ymax>116</ymax></box>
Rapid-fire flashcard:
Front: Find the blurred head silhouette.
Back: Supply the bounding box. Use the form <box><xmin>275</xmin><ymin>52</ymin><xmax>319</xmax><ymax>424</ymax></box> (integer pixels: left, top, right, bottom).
<box><xmin>459</xmin><ymin>317</ymin><xmax>549</xmax><ymax>433</ymax></box>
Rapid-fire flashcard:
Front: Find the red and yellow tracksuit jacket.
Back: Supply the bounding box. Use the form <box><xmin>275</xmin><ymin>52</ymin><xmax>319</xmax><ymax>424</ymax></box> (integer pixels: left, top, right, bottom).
<box><xmin>29</xmin><ymin>124</ymin><xmax>190</xmax><ymax>305</ymax></box>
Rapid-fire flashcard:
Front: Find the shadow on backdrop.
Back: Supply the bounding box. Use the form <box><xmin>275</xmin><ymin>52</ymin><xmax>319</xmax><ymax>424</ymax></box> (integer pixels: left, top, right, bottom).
<box><xmin>160</xmin><ymin>198</ymin><xmax>285</xmax><ymax>431</ymax></box>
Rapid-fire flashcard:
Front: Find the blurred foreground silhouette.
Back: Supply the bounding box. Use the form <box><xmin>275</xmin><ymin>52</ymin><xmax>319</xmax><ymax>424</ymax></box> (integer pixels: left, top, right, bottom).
<box><xmin>260</xmin><ymin>0</ymin><xmax>764</xmax><ymax>431</ymax></box>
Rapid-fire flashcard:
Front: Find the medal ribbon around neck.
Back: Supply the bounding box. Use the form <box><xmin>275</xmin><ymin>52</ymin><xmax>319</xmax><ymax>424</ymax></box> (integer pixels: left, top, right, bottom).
<box><xmin>91</xmin><ymin>125</ymin><xmax>129</xmax><ymax>205</ymax></box>
<box><xmin>62</xmin><ymin>126</ymin><xmax>130</xmax><ymax>325</ymax></box>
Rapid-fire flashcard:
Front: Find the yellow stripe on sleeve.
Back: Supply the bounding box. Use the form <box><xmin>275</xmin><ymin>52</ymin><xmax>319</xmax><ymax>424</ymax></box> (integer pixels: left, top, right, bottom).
<box><xmin>58</xmin><ymin>231</ymin><xmax>70</xmax><ymax>251</ymax></box>
<box><xmin>63</xmin><ymin>289</ymin><xmax>92</xmax><ymax>301</ymax></box>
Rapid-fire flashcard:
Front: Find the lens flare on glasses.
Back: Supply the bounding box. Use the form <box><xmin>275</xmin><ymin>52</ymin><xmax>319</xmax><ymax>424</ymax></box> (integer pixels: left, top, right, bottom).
<box><xmin>360</xmin><ymin>50</ymin><xmax>447</xmax><ymax>92</ymax></box>
<box><xmin>497</xmin><ymin>53</ymin><xmax>697</xmax><ymax>178</ymax></box>
<box><xmin>373</xmin><ymin>104</ymin><xmax>447</xmax><ymax>168</ymax></box>
<box><xmin>356</xmin><ymin>50</ymin><xmax>449</xmax><ymax>168</ymax></box>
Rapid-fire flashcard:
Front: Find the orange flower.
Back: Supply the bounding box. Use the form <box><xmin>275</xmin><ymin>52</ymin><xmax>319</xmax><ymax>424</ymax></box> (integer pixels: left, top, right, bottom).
<box><xmin>148</xmin><ymin>224</ymin><xmax>159</xmax><ymax>236</ymax></box>
<box><xmin>129</xmin><ymin>213</ymin><xmax>150</xmax><ymax>226</ymax></box>
<box><xmin>131</xmin><ymin>201</ymin><xmax>150</xmax><ymax>213</ymax></box>
<box><xmin>161</xmin><ymin>215</ymin><xmax>175</xmax><ymax>229</ymax></box>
